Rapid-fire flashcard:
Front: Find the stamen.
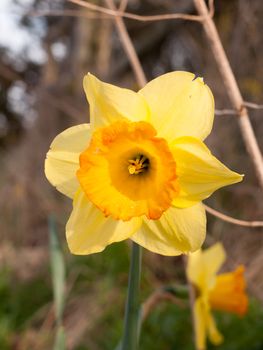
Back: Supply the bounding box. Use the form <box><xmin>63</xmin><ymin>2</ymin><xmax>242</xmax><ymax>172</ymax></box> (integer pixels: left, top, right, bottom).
<box><xmin>128</xmin><ymin>154</ymin><xmax>149</xmax><ymax>175</ymax></box>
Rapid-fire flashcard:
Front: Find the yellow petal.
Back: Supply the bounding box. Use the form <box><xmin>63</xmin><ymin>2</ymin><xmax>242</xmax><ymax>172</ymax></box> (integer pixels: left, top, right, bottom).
<box><xmin>194</xmin><ymin>298</ymin><xmax>207</xmax><ymax>350</ymax></box>
<box><xmin>207</xmin><ymin>312</ymin><xmax>224</xmax><ymax>346</ymax></box>
<box><xmin>66</xmin><ymin>189</ymin><xmax>142</xmax><ymax>255</ymax></box>
<box><xmin>83</xmin><ymin>73</ymin><xmax>149</xmax><ymax>129</ymax></box>
<box><xmin>203</xmin><ymin>243</ymin><xmax>226</xmax><ymax>288</ymax></box>
<box><xmin>131</xmin><ymin>203</ymin><xmax>206</xmax><ymax>256</ymax></box>
<box><xmin>187</xmin><ymin>250</ymin><xmax>206</xmax><ymax>289</ymax></box>
<box><xmin>45</xmin><ymin>124</ymin><xmax>91</xmax><ymax>198</ymax></box>
<box><xmin>194</xmin><ymin>297</ymin><xmax>223</xmax><ymax>350</ymax></box>
<box><xmin>187</xmin><ymin>243</ymin><xmax>226</xmax><ymax>290</ymax></box>
<box><xmin>172</xmin><ymin>136</ymin><xmax>243</xmax><ymax>208</ymax></box>
<box><xmin>139</xmin><ymin>71</ymin><xmax>214</xmax><ymax>142</ymax></box>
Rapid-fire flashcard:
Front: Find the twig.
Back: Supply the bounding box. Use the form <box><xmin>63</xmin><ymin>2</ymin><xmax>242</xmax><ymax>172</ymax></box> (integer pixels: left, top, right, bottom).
<box><xmin>118</xmin><ymin>0</ymin><xmax>128</xmax><ymax>12</ymax></box>
<box><xmin>104</xmin><ymin>0</ymin><xmax>147</xmax><ymax>88</ymax></box>
<box><xmin>68</xmin><ymin>0</ymin><xmax>214</xmax><ymax>23</ymax></box>
<box><xmin>193</xmin><ymin>0</ymin><xmax>263</xmax><ymax>191</ymax></box>
<box><xmin>244</xmin><ymin>101</ymin><xmax>263</xmax><ymax>110</ymax></box>
<box><xmin>141</xmin><ymin>290</ymin><xmax>183</xmax><ymax>321</ymax></box>
<box><xmin>215</xmin><ymin>108</ymin><xmax>237</xmax><ymax>116</ymax></box>
<box><xmin>204</xmin><ymin>205</ymin><xmax>263</xmax><ymax>228</ymax></box>
<box><xmin>216</xmin><ymin>102</ymin><xmax>263</xmax><ymax>115</ymax></box>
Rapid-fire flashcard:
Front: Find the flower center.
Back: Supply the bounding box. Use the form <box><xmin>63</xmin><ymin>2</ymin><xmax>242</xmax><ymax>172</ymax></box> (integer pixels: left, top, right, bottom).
<box><xmin>77</xmin><ymin>120</ymin><xmax>179</xmax><ymax>221</ymax></box>
<box><xmin>128</xmin><ymin>154</ymin><xmax>150</xmax><ymax>175</ymax></box>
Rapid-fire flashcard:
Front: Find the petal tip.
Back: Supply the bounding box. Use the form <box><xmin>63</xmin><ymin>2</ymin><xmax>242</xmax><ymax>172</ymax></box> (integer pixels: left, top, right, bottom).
<box><xmin>234</xmin><ymin>172</ymin><xmax>244</xmax><ymax>183</ymax></box>
<box><xmin>83</xmin><ymin>72</ymin><xmax>96</xmax><ymax>87</ymax></box>
<box><xmin>192</xmin><ymin>75</ymin><xmax>205</xmax><ymax>85</ymax></box>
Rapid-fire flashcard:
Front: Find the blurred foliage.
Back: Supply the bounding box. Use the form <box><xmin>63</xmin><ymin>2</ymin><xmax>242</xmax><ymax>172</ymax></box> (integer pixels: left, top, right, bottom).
<box><xmin>1</xmin><ymin>242</ymin><xmax>263</xmax><ymax>349</ymax></box>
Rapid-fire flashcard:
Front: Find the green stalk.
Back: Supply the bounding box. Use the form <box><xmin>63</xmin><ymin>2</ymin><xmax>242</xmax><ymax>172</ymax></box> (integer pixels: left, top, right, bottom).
<box><xmin>48</xmin><ymin>215</ymin><xmax>66</xmax><ymax>350</ymax></box>
<box><xmin>121</xmin><ymin>242</ymin><xmax>142</xmax><ymax>350</ymax></box>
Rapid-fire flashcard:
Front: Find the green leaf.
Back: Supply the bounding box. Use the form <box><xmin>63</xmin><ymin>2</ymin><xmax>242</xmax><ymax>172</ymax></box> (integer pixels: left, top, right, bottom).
<box><xmin>53</xmin><ymin>326</ymin><xmax>66</xmax><ymax>350</ymax></box>
<box><xmin>49</xmin><ymin>215</ymin><xmax>66</xmax><ymax>325</ymax></box>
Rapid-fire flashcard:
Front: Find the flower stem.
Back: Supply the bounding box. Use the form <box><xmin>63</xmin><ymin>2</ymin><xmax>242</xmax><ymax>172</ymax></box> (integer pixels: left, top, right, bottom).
<box><xmin>121</xmin><ymin>242</ymin><xmax>142</xmax><ymax>350</ymax></box>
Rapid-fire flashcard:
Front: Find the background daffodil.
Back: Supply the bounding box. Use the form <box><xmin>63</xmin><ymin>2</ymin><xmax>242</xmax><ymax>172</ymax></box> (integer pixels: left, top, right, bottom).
<box><xmin>45</xmin><ymin>72</ymin><xmax>242</xmax><ymax>256</ymax></box>
<box><xmin>187</xmin><ymin>243</ymin><xmax>248</xmax><ymax>350</ymax></box>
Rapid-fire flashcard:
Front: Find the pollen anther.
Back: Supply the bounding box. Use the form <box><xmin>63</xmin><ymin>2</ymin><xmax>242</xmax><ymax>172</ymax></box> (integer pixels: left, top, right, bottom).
<box><xmin>128</xmin><ymin>154</ymin><xmax>149</xmax><ymax>175</ymax></box>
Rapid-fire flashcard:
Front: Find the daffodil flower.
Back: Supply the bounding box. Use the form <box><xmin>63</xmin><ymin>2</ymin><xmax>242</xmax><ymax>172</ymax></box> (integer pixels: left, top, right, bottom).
<box><xmin>187</xmin><ymin>243</ymin><xmax>248</xmax><ymax>350</ymax></box>
<box><xmin>45</xmin><ymin>72</ymin><xmax>242</xmax><ymax>256</ymax></box>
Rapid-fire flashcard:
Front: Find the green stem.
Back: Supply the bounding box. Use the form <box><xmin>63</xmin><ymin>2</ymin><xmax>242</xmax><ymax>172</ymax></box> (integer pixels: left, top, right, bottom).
<box><xmin>121</xmin><ymin>242</ymin><xmax>142</xmax><ymax>350</ymax></box>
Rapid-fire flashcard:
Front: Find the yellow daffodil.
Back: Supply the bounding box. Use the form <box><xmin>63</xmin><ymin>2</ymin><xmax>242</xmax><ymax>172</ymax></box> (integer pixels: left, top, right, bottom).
<box><xmin>187</xmin><ymin>243</ymin><xmax>248</xmax><ymax>350</ymax></box>
<box><xmin>45</xmin><ymin>72</ymin><xmax>242</xmax><ymax>256</ymax></box>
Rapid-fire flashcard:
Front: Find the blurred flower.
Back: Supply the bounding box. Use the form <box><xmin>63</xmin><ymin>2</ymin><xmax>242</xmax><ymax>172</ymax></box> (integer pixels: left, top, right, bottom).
<box><xmin>45</xmin><ymin>72</ymin><xmax>242</xmax><ymax>255</ymax></box>
<box><xmin>187</xmin><ymin>243</ymin><xmax>248</xmax><ymax>349</ymax></box>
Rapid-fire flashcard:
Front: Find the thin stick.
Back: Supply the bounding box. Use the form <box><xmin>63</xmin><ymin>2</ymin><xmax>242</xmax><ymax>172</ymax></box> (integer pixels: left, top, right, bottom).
<box><xmin>204</xmin><ymin>205</ymin><xmax>263</xmax><ymax>228</ymax></box>
<box><xmin>104</xmin><ymin>0</ymin><xmax>147</xmax><ymax>88</ymax></box>
<box><xmin>193</xmin><ymin>0</ymin><xmax>263</xmax><ymax>191</ymax></box>
<box><xmin>68</xmin><ymin>0</ymin><xmax>213</xmax><ymax>23</ymax></box>
<box><xmin>118</xmin><ymin>0</ymin><xmax>128</xmax><ymax>12</ymax></box>
<box><xmin>244</xmin><ymin>101</ymin><xmax>263</xmax><ymax>110</ymax></box>
<box><xmin>215</xmin><ymin>108</ymin><xmax>237</xmax><ymax>116</ymax></box>
<box><xmin>215</xmin><ymin>102</ymin><xmax>263</xmax><ymax>116</ymax></box>
<box><xmin>141</xmin><ymin>290</ymin><xmax>184</xmax><ymax>321</ymax></box>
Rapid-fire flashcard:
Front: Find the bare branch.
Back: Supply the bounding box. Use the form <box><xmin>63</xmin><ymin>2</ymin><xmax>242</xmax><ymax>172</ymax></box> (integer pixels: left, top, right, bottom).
<box><xmin>215</xmin><ymin>108</ymin><xmax>237</xmax><ymax>116</ymax></box>
<box><xmin>194</xmin><ymin>0</ymin><xmax>263</xmax><ymax>191</ymax></box>
<box><xmin>104</xmin><ymin>0</ymin><xmax>147</xmax><ymax>88</ymax></box>
<box><xmin>68</xmin><ymin>0</ymin><xmax>214</xmax><ymax>23</ymax></box>
<box><xmin>204</xmin><ymin>205</ymin><xmax>263</xmax><ymax>228</ymax></box>
<box><xmin>118</xmin><ymin>0</ymin><xmax>129</xmax><ymax>12</ymax></box>
<box><xmin>141</xmin><ymin>290</ymin><xmax>183</xmax><ymax>321</ymax></box>
<box><xmin>244</xmin><ymin>101</ymin><xmax>263</xmax><ymax>110</ymax></box>
<box><xmin>216</xmin><ymin>102</ymin><xmax>263</xmax><ymax>116</ymax></box>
